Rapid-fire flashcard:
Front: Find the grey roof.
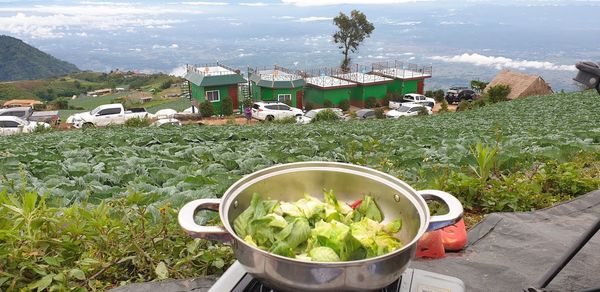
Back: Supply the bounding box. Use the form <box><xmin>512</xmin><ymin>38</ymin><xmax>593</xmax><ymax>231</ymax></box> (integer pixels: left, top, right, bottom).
<box><xmin>185</xmin><ymin>71</ymin><xmax>246</xmax><ymax>87</ymax></box>
<box><xmin>249</xmin><ymin>72</ymin><xmax>305</xmax><ymax>89</ymax></box>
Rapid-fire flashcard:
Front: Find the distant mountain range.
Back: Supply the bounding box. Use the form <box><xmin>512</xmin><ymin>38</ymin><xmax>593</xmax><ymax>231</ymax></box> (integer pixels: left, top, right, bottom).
<box><xmin>0</xmin><ymin>35</ymin><xmax>80</xmax><ymax>81</ymax></box>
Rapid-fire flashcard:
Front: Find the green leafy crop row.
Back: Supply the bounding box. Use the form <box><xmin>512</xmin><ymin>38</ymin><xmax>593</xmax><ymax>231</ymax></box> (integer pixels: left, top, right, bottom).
<box><xmin>0</xmin><ymin>90</ymin><xmax>599</xmax><ymax>289</ymax></box>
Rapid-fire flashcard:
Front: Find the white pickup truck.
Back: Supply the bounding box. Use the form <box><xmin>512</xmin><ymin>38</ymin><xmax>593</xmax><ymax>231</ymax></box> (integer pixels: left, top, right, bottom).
<box><xmin>66</xmin><ymin>104</ymin><xmax>151</xmax><ymax>128</ymax></box>
<box><xmin>389</xmin><ymin>94</ymin><xmax>435</xmax><ymax>110</ymax></box>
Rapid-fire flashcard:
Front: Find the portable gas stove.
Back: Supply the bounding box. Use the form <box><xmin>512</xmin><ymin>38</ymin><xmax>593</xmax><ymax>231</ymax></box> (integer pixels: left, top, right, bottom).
<box><xmin>208</xmin><ymin>261</ymin><xmax>465</xmax><ymax>292</ymax></box>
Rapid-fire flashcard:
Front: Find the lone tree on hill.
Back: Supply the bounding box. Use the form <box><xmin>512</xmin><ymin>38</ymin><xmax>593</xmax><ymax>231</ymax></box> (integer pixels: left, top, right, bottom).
<box><xmin>333</xmin><ymin>10</ymin><xmax>374</xmax><ymax>72</ymax></box>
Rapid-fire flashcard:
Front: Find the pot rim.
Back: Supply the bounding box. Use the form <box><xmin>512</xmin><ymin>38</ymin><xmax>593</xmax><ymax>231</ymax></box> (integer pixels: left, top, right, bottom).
<box><xmin>219</xmin><ymin>161</ymin><xmax>432</xmax><ymax>266</ymax></box>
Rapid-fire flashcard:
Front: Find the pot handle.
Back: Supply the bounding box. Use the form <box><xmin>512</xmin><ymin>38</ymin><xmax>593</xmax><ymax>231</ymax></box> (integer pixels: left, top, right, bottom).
<box><xmin>178</xmin><ymin>199</ymin><xmax>233</xmax><ymax>242</ymax></box>
<box><xmin>417</xmin><ymin>190</ymin><xmax>464</xmax><ymax>232</ymax></box>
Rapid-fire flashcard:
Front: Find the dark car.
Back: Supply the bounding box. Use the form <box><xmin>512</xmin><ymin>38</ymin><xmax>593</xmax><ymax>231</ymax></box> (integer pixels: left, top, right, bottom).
<box><xmin>445</xmin><ymin>88</ymin><xmax>477</xmax><ymax>104</ymax></box>
<box><xmin>355</xmin><ymin>109</ymin><xmax>376</xmax><ymax>119</ymax></box>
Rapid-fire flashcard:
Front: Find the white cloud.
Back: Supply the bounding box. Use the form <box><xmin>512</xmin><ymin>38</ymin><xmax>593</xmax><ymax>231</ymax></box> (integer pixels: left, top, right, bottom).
<box><xmin>295</xmin><ymin>16</ymin><xmax>333</xmax><ymax>22</ymax></box>
<box><xmin>0</xmin><ymin>3</ymin><xmax>197</xmax><ymax>38</ymax></box>
<box><xmin>240</xmin><ymin>2</ymin><xmax>270</xmax><ymax>6</ymax></box>
<box><xmin>180</xmin><ymin>1</ymin><xmax>229</xmax><ymax>5</ymax></box>
<box><xmin>152</xmin><ymin>44</ymin><xmax>167</xmax><ymax>49</ymax></box>
<box><xmin>378</xmin><ymin>17</ymin><xmax>421</xmax><ymax>26</ymax></box>
<box><xmin>273</xmin><ymin>15</ymin><xmax>295</xmax><ymax>19</ymax></box>
<box><xmin>281</xmin><ymin>0</ymin><xmax>431</xmax><ymax>6</ymax></box>
<box><xmin>169</xmin><ymin>44</ymin><xmax>179</xmax><ymax>48</ymax></box>
<box><xmin>429</xmin><ymin>53</ymin><xmax>576</xmax><ymax>71</ymax></box>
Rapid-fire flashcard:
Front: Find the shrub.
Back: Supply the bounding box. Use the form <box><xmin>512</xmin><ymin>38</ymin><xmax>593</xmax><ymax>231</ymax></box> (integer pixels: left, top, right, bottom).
<box><xmin>124</xmin><ymin>116</ymin><xmax>151</xmax><ymax>127</ymax></box>
<box><xmin>456</xmin><ymin>100</ymin><xmax>471</xmax><ymax>112</ymax></box>
<box><xmin>338</xmin><ymin>99</ymin><xmax>350</xmax><ymax>111</ymax></box>
<box><xmin>439</xmin><ymin>100</ymin><xmax>449</xmax><ymax>113</ymax></box>
<box><xmin>0</xmin><ymin>188</ymin><xmax>233</xmax><ymax>291</ymax></box>
<box><xmin>159</xmin><ymin>79</ymin><xmax>173</xmax><ymax>90</ymax></box>
<box><xmin>387</xmin><ymin>92</ymin><xmax>402</xmax><ymax>102</ymax></box>
<box><xmin>221</xmin><ymin>96</ymin><xmax>233</xmax><ymax>116</ymax></box>
<box><xmin>272</xmin><ymin>116</ymin><xmax>297</xmax><ymax>124</ymax></box>
<box><xmin>433</xmin><ymin>89</ymin><xmax>445</xmax><ymax>102</ymax></box>
<box><xmin>48</xmin><ymin>99</ymin><xmax>69</xmax><ymax>110</ymax></box>
<box><xmin>243</xmin><ymin>98</ymin><xmax>253</xmax><ymax>108</ymax></box>
<box><xmin>282</xmin><ymin>99</ymin><xmax>292</xmax><ymax>106</ymax></box>
<box><xmin>425</xmin><ymin>90</ymin><xmax>433</xmax><ymax>98</ymax></box>
<box><xmin>199</xmin><ymin>101</ymin><xmax>214</xmax><ymax>117</ymax></box>
<box><xmin>487</xmin><ymin>84</ymin><xmax>511</xmax><ymax>103</ymax></box>
<box><xmin>380</xmin><ymin>97</ymin><xmax>390</xmax><ymax>107</ymax></box>
<box><xmin>417</xmin><ymin>107</ymin><xmax>429</xmax><ymax>116</ymax></box>
<box><xmin>323</xmin><ymin>99</ymin><xmax>333</xmax><ymax>108</ymax></box>
<box><xmin>311</xmin><ymin>109</ymin><xmax>340</xmax><ymax>123</ymax></box>
<box><xmin>348</xmin><ymin>111</ymin><xmax>357</xmax><ymax>119</ymax></box>
<box><xmin>304</xmin><ymin>102</ymin><xmax>314</xmax><ymax>111</ymax></box>
<box><xmin>32</xmin><ymin>123</ymin><xmax>53</xmax><ymax>134</ymax></box>
<box><xmin>33</xmin><ymin>103</ymin><xmax>46</xmax><ymax>111</ymax></box>
<box><xmin>365</xmin><ymin>97</ymin><xmax>377</xmax><ymax>109</ymax></box>
<box><xmin>472</xmin><ymin>98</ymin><xmax>487</xmax><ymax>108</ymax></box>
<box><xmin>374</xmin><ymin>108</ymin><xmax>385</xmax><ymax>119</ymax></box>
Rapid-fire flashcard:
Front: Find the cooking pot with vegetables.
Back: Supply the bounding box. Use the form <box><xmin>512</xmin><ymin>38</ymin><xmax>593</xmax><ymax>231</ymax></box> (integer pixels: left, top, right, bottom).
<box><xmin>178</xmin><ymin>162</ymin><xmax>463</xmax><ymax>291</ymax></box>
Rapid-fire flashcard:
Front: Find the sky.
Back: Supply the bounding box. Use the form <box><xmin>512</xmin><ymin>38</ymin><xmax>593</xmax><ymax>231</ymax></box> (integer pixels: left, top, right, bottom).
<box><xmin>1</xmin><ymin>0</ymin><xmax>599</xmax><ymax>90</ymax></box>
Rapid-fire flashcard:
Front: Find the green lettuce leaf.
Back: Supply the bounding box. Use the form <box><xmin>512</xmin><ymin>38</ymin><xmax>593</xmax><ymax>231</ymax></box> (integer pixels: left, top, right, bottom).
<box><xmin>384</xmin><ymin>219</ymin><xmax>402</xmax><ymax>233</ymax></box>
<box><xmin>295</xmin><ymin>195</ymin><xmax>325</xmax><ymax>219</ymax></box>
<box><xmin>309</xmin><ymin>246</ymin><xmax>341</xmax><ymax>262</ymax></box>
<box><xmin>357</xmin><ymin>195</ymin><xmax>383</xmax><ymax>222</ymax></box>
<box><xmin>324</xmin><ymin>190</ymin><xmax>353</xmax><ymax>214</ymax></box>
<box><xmin>233</xmin><ymin>193</ymin><xmax>262</xmax><ymax>238</ymax></box>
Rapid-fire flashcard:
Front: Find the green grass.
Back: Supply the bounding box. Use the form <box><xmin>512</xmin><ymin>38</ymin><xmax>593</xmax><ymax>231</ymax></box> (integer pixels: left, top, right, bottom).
<box><xmin>147</xmin><ymin>98</ymin><xmax>192</xmax><ymax>113</ymax></box>
<box><xmin>68</xmin><ymin>92</ymin><xmax>128</xmax><ymax>110</ymax></box>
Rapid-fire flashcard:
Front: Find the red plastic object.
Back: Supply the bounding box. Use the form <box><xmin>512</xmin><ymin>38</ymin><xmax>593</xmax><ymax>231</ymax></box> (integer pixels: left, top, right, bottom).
<box><xmin>440</xmin><ymin>219</ymin><xmax>467</xmax><ymax>251</ymax></box>
<box><xmin>416</xmin><ymin>230</ymin><xmax>445</xmax><ymax>259</ymax></box>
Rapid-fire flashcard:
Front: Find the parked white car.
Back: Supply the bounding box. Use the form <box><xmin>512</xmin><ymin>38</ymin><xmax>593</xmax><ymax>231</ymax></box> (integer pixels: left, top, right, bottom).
<box><xmin>66</xmin><ymin>104</ymin><xmax>151</xmax><ymax>128</ymax></box>
<box><xmin>296</xmin><ymin>108</ymin><xmax>344</xmax><ymax>124</ymax></box>
<box><xmin>251</xmin><ymin>102</ymin><xmax>303</xmax><ymax>121</ymax></box>
<box><xmin>385</xmin><ymin>103</ymin><xmax>432</xmax><ymax>118</ymax></box>
<box><xmin>389</xmin><ymin>94</ymin><xmax>435</xmax><ymax>109</ymax></box>
<box><xmin>0</xmin><ymin>116</ymin><xmax>50</xmax><ymax>136</ymax></box>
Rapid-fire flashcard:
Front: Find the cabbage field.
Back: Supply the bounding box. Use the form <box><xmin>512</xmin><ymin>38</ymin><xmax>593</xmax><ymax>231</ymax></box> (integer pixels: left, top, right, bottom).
<box><xmin>1</xmin><ymin>90</ymin><xmax>600</xmax><ymax>290</ymax></box>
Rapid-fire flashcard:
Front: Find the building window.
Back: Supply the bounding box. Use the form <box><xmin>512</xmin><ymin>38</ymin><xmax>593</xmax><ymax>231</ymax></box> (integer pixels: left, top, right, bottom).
<box><xmin>206</xmin><ymin>90</ymin><xmax>220</xmax><ymax>102</ymax></box>
<box><xmin>277</xmin><ymin>94</ymin><xmax>292</xmax><ymax>102</ymax></box>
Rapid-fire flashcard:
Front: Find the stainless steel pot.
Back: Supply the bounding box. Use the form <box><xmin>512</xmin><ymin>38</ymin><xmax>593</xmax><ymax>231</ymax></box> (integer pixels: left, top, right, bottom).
<box><xmin>178</xmin><ymin>162</ymin><xmax>463</xmax><ymax>291</ymax></box>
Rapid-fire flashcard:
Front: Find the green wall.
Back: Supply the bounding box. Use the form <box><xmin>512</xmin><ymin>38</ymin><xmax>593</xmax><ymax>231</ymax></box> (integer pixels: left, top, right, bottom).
<box><xmin>305</xmin><ymin>86</ymin><xmax>352</xmax><ymax>107</ymax></box>
<box><xmin>401</xmin><ymin>80</ymin><xmax>419</xmax><ymax>95</ymax></box>
<box><xmin>251</xmin><ymin>83</ymin><xmax>303</xmax><ymax>107</ymax></box>
<box><xmin>191</xmin><ymin>83</ymin><xmax>232</xmax><ymax>115</ymax></box>
<box><xmin>385</xmin><ymin>79</ymin><xmax>421</xmax><ymax>96</ymax></box>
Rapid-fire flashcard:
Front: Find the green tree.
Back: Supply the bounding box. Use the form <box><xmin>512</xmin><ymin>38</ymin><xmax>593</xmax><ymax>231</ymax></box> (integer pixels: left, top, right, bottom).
<box><xmin>338</xmin><ymin>99</ymin><xmax>350</xmax><ymax>111</ymax></box>
<box><xmin>487</xmin><ymin>84</ymin><xmax>511</xmax><ymax>103</ymax></box>
<box><xmin>333</xmin><ymin>10</ymin><xmax>375</xmax><ymax>72</ymax></box>
<box><xmin>199</xmin><ymin>101</ymin><xmax>214</xmax><ymax>117</ymax></box>
<box><xmin>221</xmin><ymin>96</ymin><xmax>233</xmax><ymax>116</ymax></box>
<box><xmin>470</xmin><ymin>80</ymin><xmax>489</xmax><ymax>93</ymax></box>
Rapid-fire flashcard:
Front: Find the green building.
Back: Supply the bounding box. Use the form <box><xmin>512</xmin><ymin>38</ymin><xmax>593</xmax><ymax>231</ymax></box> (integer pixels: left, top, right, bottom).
<box><xmin>249</xmin><ymin>67</ymin><xmax>305</xmax><ymax>108</ymax></box>
<box><xmin>333</xmin><ymin>72</ymin><xmax>393</xmax><ymax>108</ymax></box>
<box><xmin>370</xmin><ymin>62</ymin><xmax>433</xmax><ymax>96</ymax></box>
<box><xmin>184</xmin><ymin>64</ymin><xmax>246</xmax><ymax>115</ymax></box>
<box><xmin>304</xmin><ymin>76</ymin><xmax>357</xmax><ymax>107</ymax></box>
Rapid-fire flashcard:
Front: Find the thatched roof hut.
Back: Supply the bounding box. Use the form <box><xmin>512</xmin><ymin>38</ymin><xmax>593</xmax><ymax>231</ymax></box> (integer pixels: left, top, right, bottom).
<box><xmin>484</xmin><ymin>70</ymin><xmax>553</xmax><ymax>99</ymax></box>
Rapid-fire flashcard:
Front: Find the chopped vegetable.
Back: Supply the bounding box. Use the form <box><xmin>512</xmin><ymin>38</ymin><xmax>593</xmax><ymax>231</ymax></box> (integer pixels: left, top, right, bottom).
<box><xmin>234</xmin><ymin>191</ymin><xmax>403</xmax><ymax>262</ymax></box>
<box><xmin>309</xmin><ymin>246</ymin><xmax>341</xmax><ymax>262</ymax></box>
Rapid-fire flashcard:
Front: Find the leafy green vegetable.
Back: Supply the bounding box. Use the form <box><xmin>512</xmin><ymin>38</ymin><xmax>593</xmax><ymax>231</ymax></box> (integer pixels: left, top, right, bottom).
<box><xmin>309</xmin><ymin>247</ymin><xmax>341</xmax><ymax>262</ymax></box>
<box><xmin>235</xmin><ymin>192</ymin><xmax>402</xmax><ymax>262</ymax></box>
<box><xmin>357</xmin><ymin>195</ymin><xmax>383</xmax><ymax>222</ymax></box>
<box><xmin>384</xmin><ymin>219</ymin><xmax>403</xmax><ymax>233</ymax></box>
